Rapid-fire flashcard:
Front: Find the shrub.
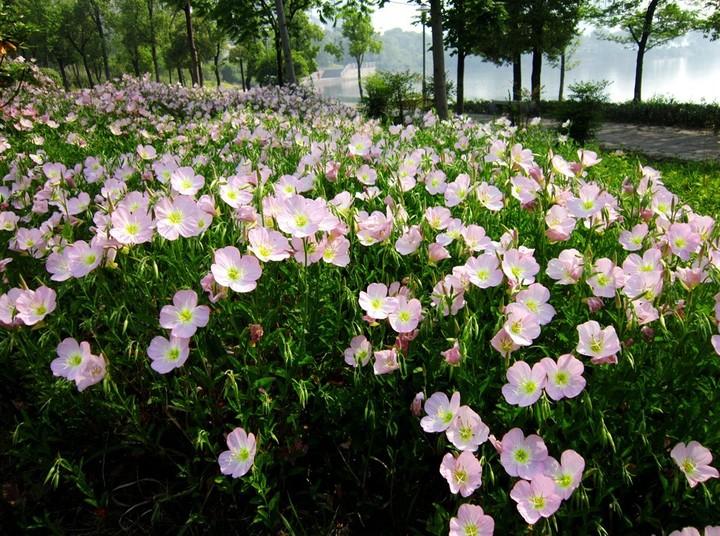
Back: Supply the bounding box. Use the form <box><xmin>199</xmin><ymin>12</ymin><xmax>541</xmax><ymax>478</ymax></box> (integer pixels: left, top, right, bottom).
<box><xmin>361</xmin><ymin>69</ymin><xmax>420</xmax><ymax>123</ymax></box>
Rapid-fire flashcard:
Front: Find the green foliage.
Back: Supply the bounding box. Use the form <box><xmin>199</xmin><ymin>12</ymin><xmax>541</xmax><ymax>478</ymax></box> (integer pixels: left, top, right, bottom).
<box><xmin>361</xmin><ymin>69</ymin><xmax>420</xmax><ymax>123</ymax></box>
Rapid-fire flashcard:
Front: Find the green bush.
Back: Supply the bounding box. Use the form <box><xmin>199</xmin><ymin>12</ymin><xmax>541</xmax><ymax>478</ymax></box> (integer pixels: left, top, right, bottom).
<box><xmin>361</xmin><ymin>70</ymin><xmax>420</xmax><ymax>123</ymax></box>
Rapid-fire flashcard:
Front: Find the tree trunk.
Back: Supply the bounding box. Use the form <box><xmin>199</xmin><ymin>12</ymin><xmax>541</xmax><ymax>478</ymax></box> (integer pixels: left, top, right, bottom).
<box><xmin>558</xmin><ymin>51</ymin><xmax>565</xmax><ymax>101</ymax></box>
<box><xmin>168</xmin><ymin>67</ymin><xmax>173</xmax><ymax>83</ymax></box>
<box><xmin>356</xmin><ymin>57</ymin><xmax>363</xmax><ymax>99</ymax></box>
<box><xmin>82</xmin><ymin>55</ymin><xmax>94</xmax><ymax>87</ymax></box>
<box><xmin>512</xmin><ymin>52</ymin><xmax>521</xmax><ymax>101</ymax></box>
<box><xmin>429</xmin><ymin>0</ymin><xmax>448</xmax><ymax>119</ymax></box>
<box><xmin>131</xmin><ymin>50</ymin><xmax>141</xmax><ymax>77</ymax></box>
<box><xmin>177</xmin><ymin>67</ymin><xmax>185</xmax><ymax>86</ymax></box>
<box><xmin>147</xmin><ymin>0</ymin><xmax>160</xmax><ymax>82</ymax></box>
<box><xmin>274</xmin><ymin>31</ymin><xmax>284</xmax><ymax>85</ymax></box>
<box><xmin>199</xmin><ymin>63</ymin><xmax>205</xmax><ymax>86</ymax></box>
<box><xmin>239</xmin><ymin>58</ymin><xmax>246</xmax><ymax>90</ymax></box>
<box><xmin>183</xmin><ymin>0</ymin><xmax>201</xmax><ymax>86</ymax></box>
<box><xmin>91</xmin><ymin>1</ymin><xmax>111</xmax><ymax>81</ymax></box>
<box><xmin>633</xmin><ymin>44</ymin><xmax>646</xmax><ymax>103</ymax></box>
<box><xmin>214</xmin><ymin>42</ymin><xmax>221</xmax><ymax>87</ymax></box>
<box><xmin>57</xmin><ymin>57</ymin><xmax>70</xmax><ymax>91</ymax></box>
<box><xmin>531</xmin><ymin>45</ymin><xmax>542</xmax><ymax>104</ymax></box>
<box><xmin>455</xmin><ymin>48</ymin><xmax>465</xmax><ymax>115</ymax></box>
<box><xmin>72</xmin><ymin>63</ymin><xmax>82</xmax><ymax>87</ymax></box>
<box><xmin>634</xmin><ymin>0</ymin><xmax>659</xmax><ymax>103</ymax></box>
<box><xmin>274</xmin><ymin>0</ymin><xmax>296</xmax><ymax>85</ymax></box>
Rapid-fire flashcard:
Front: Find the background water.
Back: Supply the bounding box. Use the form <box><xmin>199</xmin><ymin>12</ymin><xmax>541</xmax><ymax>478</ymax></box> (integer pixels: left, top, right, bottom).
<box><xmin>315</xmin><ymin>31</ymin><xmax>720</xmax><ymax>105</ymax></box>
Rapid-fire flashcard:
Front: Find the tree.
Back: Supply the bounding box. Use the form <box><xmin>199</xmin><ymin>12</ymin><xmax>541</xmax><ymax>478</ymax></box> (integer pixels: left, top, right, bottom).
<box><xmin>429</xmin><ymin>0</ymin><xmax>448</xmax><ymax>118</ymax></box>
<box><xmin>594</xmin><ymin>0</ymin><xmax>698</xmax><ymax>102</ymax></box>
<box><xmin>548</xmin><ymin>36</ymin><xmax>580</xmax><ymax>101</ymax></box>
<box><xmin>88</xmin><ymin>0</ymin><xmax>112</xmax><ymax>81</ymax></box>
<box><xmin>524</xmin><ymin>0</ymin><xmax>583</xmax><ymax>103</ymax></box>
<box><xmin>444</xmin><ymin>0</ymin><xmax>500</xmax><ymax>113</ymax></box>
<box><xmin>339</xmin><ymin>7</ymin><xmax>381</xmax><ymax>98</ymax></box>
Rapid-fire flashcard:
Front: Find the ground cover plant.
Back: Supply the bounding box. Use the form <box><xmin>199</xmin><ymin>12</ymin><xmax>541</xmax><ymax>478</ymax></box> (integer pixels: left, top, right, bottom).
<box><xmin>1</xmin><ymin>73</ymin><xmax>719</xmax><ymax>535</ymax></box>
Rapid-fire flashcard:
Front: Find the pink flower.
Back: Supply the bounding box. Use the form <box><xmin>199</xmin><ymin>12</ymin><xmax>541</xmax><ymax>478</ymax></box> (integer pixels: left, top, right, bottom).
<box><xmin>440</xmin><ymin>451</ymin><xmax>483</xmax><ymax>497</ymax></box>
<box><xmin>441</xmin><ymin>341</ymin><xmax>462</xmax><ymax>365</ymax></box>
<box><xmin>546</xmin><ymin>248</ymin><xmax>584</xmax><ymax>285</ymax></box>
<box><xmin>421</xmin><ymin>391</ymin><xmax>461</xmax><ymax>433</ymax></box>
<box><xmin>171</xmin><ymin>166</ymin><xmax>204</xmax><ymax>196</ymax></box>
<box><xmin>567</xmin><ymin>182</ymin><xmax>602</xmax><ymax>218</ymax></box>
<box><xmin>218</xmin><ymin>427</ymin><xmax>257</xmax><ymax>478</ymax></box>
<box><xmin>576</xmin><ymin>320</ymin><xmax>621</xmax><ymax>364</ymax></box>
<box><xmin>500</xmin><ymin>428</ymin><xmax>549</xmax><ymax>479</ymax></box>
<box><xmin>511</xmin><ymin>175</ymin><xmax>541</xmax><ymax>205</ymax></box>
<box><xmin>476</xmin><ymin>182</ymin><xmax>504</xmax><ymax>211</ymax></box>
<box><xmin>449</xmin><ymin>504</ymin><xmax>494</xmax><ymax>536</ymax></box>
<box><xmin>136</xmin><ymin>144</ymin><xmax>157</xmax><ymax>160</ymax></box>
<box><xmin>276</xmin><ymin>195</ymin><xmax>325</xmax><ymax>238</ymax></box>
<box><xmin>395</xmin><ymin>226</ymin><xmax>423</xmax><ymax>255</ymax></box>
<box><xmin>321</xmin><ymin>235</ymin><xmax>351</xmax><ymax>267</ymax></box>
<box><xmin>51</xmin><ymin>338</ymin><xmax>93</xmax><ymax>382</ymax></box>
<box><xmin>444</xmin><ymin>174</ymin><xmax>471</xmax><ymax>207</ymax></box>
<box><xmin>159</xmin><ymin>290</ymin><xmax>210</xmax><ymax>338</ymax></box>
<box><xmin>15</xmin><ymin>286</ymin><xmax>57</xmax><ymax>326</ymax></box>
<box><xmin>110</xmin><ymin>207</ymin><xmax>154</xmax><ymax>245</ymax></box>
<box><xmin>544</xmin><ymin>449</ymin><xmax>585</xmax><ymax>499</ymax></box>
<box><xmin>388</xmin><ymin>296</ymin><xmax>422</xmax><ymax>333</ymax></box>
<box><xmin>348</xmin><ymin>133</ymin><xmax>371</xmax><ymax>156</ymax></box>
<box><xmin>619</xmin><ymin>223</ymin><xmax>648</xmax><ymax>251</ymax></box>
<box><xmin>712</xmin><ymin>335</ymin><xmax>720</xmax><ymax>356</ymax></box>
<box><xmin>356</xmin><ymin>209</ymin><xmax>393</xmax><ymax>245</ymax></box>
<box><xmin>359</xmin><ymin>283</ymin><xmax>398</xmax><ymax>320</ymax></box>
<box><xmin>425</xmin><ymin>206</ymin><xmax>452</xmax><ymax>230</ymax></box>
<box><xmin>671</xmin><ymin>441</ymin><xmax>719</xmax><ymax>488</ymax></box>
<box><xmin>545</xmin><ymin>205</ymin><xmax>576</xmax><ymax>242</ymax></box>
<box><xmin>248</xmin><ymin>226</ymin><xmax>291</xmax><ymax>262</ymax></box>
<box><xmin>356</xmin><ymin>164</ymin><xmax>376</xmax><ymax>185</ymax></box>
<box><xmin>503</xmin><ymin>308</ymin><xmax>541</xmax><ymax>347</ymax></box>
<box><xmin>74</xmin><ymin>354</ymin><xmax>106</xmax><ymax>392</ymax></box>
<box><xmin>155</xmin><ymin>195</ymin><xmax>200</xmax><ymax>240</ymax></box>
<box><xmin>540</xmin><ymin>354</ymin><xmax>586</xmax><ymax>400</ymax></box>
<box><xmin>461</xmin><ymin>225</ymin><xmax>492</xmax><ymax>252</ymax></box>
<box><xmin>343</xmin><ymin>335</ymin><xmax>372</xmax><ymax>367</ymax></box>
<box><xmin>220</xmin><ymin>176</ymin><xmax>253</xmax><ymax>208</ymax></box>
<box><xmin>466</xmin><ymin>254</ymin><xmax>504</xmax><ymax>288</ymax></box>
<box><xmin>502</xmin><ymin>248</ymin><xmax>540</xmax><ymax>286</ymax></box>
<box><xmin>425</xmin><ymin>169</ymin><xmax>447</xmax><ymax>195</ymax></box>
<box><xmin>211</xmin><ymin>247</ymin><xmax>262</xmax><ymax>293</ymax></box>
<box><xmin>66</xmin><ymin>240</ymin><xmax>104</xmax><ymax>278</ymax></box>
<box><xmin>446</xmin><ymin>405</ymin><xmax>490</xmax><ymax>451</ymax></box>
<box><xmin>373</xmin><ymin>348</ymin><xmax>399</xmax><ymax>375</ymax></box>
<box><xmin>510</xmin><ymin>475</ymin><xmax>562</xmax><ymax>524</ymax></box>
<box><xmin>0</xmin><ymin>289</ymin><xmax>23</xmax><ymax>327</ymax></box>
<box><xmin>431</xmin><ymin>276</ymin><xmax>465</xmax><ymax>316</ymax></box>
<box><xmin>587</xmin><ymin>258</ymin><xmax>623</xmax><ymax>298</ymax></box>
<box><xmin>669</xmin><ymin>529</ymin><xmax>701</xmax><ymax>536</ymax></box>
<box><xmin>147</xmin><ymin>335</ymin><xmax>190</xmax><ymax>373</ymax></box>
<box><xmin>428</xmin><ymin>242</ymin><xmax>451</xmax><ymax>263</ymax></box>
<box><xmin>502</xmin><ymin>361</ymin><xmax>547</xmax><ymax>407</ymax></box>
<box><xmin>666</xmin><ymin>223</ymin><xmax>701</xmax><ymax>261</ymax></box>
<box><xmin>491</xmin><ymin>328</ymin><xmax>520</xmax><ymax>358</ymax></box>
<box><xmin>515</xmin><ymin>283</ymin><xmax>555</xmax><ymax>325</ymax></box>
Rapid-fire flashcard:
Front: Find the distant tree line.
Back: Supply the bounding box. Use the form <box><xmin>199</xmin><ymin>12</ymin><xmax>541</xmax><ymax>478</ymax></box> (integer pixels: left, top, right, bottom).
<box><xmin>2</xmin><ymin>0</ymin><xmax>720</xmax><ymax>119</ymax></box>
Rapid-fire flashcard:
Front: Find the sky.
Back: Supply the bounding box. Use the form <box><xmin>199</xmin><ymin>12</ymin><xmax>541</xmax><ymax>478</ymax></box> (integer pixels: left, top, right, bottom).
<box><xmin>371</xmin><ymin>2</ymin><xmax>422</xmax><ymax>33</ymax></box>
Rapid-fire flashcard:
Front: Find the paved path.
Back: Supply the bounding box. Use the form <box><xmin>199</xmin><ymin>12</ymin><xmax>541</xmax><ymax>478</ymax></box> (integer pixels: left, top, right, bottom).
<box><xmin>469</xmin><ymin>114</ymin><xmax>720</xmax><ymax>161</ymax></box>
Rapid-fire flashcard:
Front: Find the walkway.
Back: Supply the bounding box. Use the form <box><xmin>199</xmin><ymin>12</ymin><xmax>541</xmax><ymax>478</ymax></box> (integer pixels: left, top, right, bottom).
<box><xmin>469</xmin><ymin>114</ymin><xmax>720</xmax><ymax>161</ymax></box>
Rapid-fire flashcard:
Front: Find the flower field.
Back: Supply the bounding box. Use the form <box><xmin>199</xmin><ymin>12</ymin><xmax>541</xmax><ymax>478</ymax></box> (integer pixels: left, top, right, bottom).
<box><xmin>1</xmin><ymin>76</ymin><xmax>719</xmax><ymax>535</ymax></box>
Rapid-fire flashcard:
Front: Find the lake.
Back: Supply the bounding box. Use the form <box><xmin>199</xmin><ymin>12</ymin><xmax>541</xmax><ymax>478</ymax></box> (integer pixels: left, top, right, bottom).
<box><xmin>315</xmin><ymin>32</ymin><xmax>720</xmax><ymax>104</ymax></box>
